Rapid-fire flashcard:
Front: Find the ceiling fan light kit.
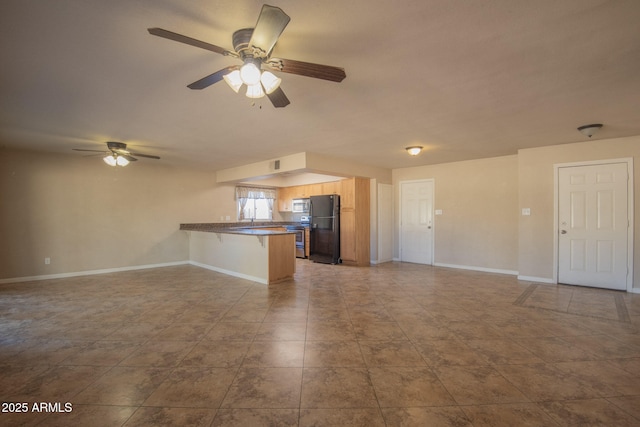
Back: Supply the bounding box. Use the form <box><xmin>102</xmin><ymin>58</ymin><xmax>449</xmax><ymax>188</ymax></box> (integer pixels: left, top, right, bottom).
<box><xmin>239</xmin><ymin>61</ymin><xmax>262</xmax><ymax>86</ymax></box>
<box><xmin>148</xmin><ymin>4</ymin><xmax>346</xmax><ymax>108</ymax></box>
<box><xmin>577</xmin><ymin>123</ymin><xmax>603</xmax><ymax>138</ymax></box>
<box><xmin>246</xmin><ymin>83</ymin><xmax>265</xmax><ymax>99</ymax></box>
<box><xmin>260</xmin><ymin>71</ymin><xmax>281</xmax><ymax>94</ymax></box>
<box><xmin>103</xmin><ymin>154</ymin><xmax>130</xmax><ymax>167</ymax></box>
<box><xmin>223</xmin><ymin>70</ymin><xmax>243</xmax><ymax>93</ymax></box>
<box><xmin>73</xmin><ymin>141</ymin><xmax>160</xmax><ymax>166</ymax></box>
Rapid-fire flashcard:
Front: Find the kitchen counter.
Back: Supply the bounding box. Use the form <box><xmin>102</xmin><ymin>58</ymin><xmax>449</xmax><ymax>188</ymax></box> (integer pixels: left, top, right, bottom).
<box><xmin>180</xmin><ymin>221</ymin><xmax>297</xmax><ymax>233</ymax></box>
<box><xmin>182</xmin><ymin>222</ymin><xmax>297</xmax><ymax>285</ymax></box>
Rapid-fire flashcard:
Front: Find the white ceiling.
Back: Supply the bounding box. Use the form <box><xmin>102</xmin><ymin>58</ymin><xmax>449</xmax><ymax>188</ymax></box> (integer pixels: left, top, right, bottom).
<box><xmin>1</xmin><ymin>0</ymin><xmax>639</xmax><ymax>171</ymax></box>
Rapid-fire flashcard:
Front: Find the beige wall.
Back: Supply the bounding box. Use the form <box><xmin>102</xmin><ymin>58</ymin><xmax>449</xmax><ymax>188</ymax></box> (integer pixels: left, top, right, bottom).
<box><xmin>0</xmin><ymin>148</ymin><xmax>236</xmax><ymax>280</ymax></box>
<box><xmin>392</xmin><ymin>155</ymin><xmax>519</xmax><ymax>272</ymax></box>
<box><xmin>391</xmin><ymin>135</ymin><xmax>639</xmax><ymax>291</ymax></box>
<box><xmin>4</xmin><ymin>135</ymin><xmax>638</xmax><ymax>290</ymax></box>
<box><xmin>518</xmin><ymin>135</ymin><xmax>640</xmax><ymax>289</ymax></box>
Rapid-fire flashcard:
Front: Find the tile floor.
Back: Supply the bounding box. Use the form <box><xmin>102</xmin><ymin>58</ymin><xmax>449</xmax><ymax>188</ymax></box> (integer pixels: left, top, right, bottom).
<box><xmin>1</xmin><ymin>261</ymin><xmax>640</xmax><ymax>426</ymax></box>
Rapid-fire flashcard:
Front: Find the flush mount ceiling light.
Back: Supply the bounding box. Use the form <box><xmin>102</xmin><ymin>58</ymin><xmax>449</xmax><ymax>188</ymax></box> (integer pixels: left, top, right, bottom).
<box><xmin>577</xmin><ymin>123</ymin><xmax>603</xmax><ymax>138</ymax></box>
<box><xmin>406</xmin><ymin>146</ymin><xmax>423</xmax><ymax>156</ymax></box>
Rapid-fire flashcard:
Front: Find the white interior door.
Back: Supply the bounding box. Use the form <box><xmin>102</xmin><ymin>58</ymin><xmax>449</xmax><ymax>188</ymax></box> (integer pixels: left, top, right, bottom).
<box><xmin>558</xmin><ymin>163</ymin><xmax>629</xmax><ymax>290</ymax></box>
<box><xmin>400</xmin><ymin>180</ymin><xmax>434</xmax><ymax>264</ymax></box>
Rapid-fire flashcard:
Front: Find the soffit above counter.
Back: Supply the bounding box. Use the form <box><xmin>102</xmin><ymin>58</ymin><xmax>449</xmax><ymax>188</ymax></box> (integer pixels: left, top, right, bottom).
<box><xmin>215</xmin><ymin>151</ymin><xmax>391</xmax><ymax>185</ymax></box>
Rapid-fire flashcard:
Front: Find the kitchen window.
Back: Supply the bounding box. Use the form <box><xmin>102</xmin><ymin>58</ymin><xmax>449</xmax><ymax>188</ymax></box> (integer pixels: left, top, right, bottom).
<box><xmin>235</xmin><ymin>186</ymin><xmax>276</xmax><ymax>221</ymax></box>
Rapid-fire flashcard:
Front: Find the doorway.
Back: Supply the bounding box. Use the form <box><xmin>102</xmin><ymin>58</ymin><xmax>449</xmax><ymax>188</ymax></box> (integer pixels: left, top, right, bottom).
<box><xmin>556</xmin><ymin>160</ymin><xmax>633</xmax><ymax>291</ymax></box>
<box><xmin>400</xmin><ymin>179</ymin><xmax>434</xmax><ymax>265</ymax></box>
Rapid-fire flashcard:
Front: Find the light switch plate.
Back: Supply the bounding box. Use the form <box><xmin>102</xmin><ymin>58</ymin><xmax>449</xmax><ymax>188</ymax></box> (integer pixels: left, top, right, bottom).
<box><xmin>435</xmin><ymin>209</ymin><xmax>443</xmax><ymax>215</ymax></box>
<box><xmin>522</xmin><ymin>208</ymin><xmax>531</xmax><ymax>216</ymax></box>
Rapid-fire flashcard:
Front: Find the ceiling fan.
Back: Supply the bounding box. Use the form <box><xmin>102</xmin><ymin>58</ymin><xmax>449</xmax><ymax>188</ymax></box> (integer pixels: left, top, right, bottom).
<box><xmin>148</xmin><ymin>4</ymin><xmax>346</xmax><ymax>108</ymax></box>
<box><xmin>73</xmin><ymin>141</ymin><xmax>160</xmax><ymax>167</ymax></box>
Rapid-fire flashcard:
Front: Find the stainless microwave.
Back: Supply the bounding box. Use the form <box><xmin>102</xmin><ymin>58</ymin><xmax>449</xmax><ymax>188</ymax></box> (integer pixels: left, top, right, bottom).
<box><xmin>292</xmin><ymin>198</ymin><xmax>310</xmax><ymax>213</ymax></box>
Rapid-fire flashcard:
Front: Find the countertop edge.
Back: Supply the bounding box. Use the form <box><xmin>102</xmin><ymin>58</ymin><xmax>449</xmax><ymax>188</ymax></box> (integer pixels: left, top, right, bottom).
<box><xmin>180</xmin><ymin>222</ymin><xmax>298</xmax><ymax>236</ymax></box>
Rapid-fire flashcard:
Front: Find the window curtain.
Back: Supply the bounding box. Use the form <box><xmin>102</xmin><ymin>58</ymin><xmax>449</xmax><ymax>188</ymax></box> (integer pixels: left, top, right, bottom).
<box><xmin>235</xmin><ymin>186</ymin><xmax>276</xmax><ymax>220</ymax></box>
<box><xmin>235</xmin><ymin>186</ymin><xmax>277</xmax><ymax>200</ymax></box>
<box><xmin>237</xmin><ymin>197</ymin><xmax>248</xmax><ymax>220</ymax></box>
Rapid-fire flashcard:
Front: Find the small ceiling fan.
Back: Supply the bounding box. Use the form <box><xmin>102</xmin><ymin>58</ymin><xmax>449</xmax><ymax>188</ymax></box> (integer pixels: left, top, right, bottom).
<box><xmin>148</xmin><ymin>4</ymin><xmax>346</xmax><ymax>108</ymax></box>
<box><xmin>73</xmin><ymin>141</ymin><xmax>160</xmax><ymax>167</ymax></box>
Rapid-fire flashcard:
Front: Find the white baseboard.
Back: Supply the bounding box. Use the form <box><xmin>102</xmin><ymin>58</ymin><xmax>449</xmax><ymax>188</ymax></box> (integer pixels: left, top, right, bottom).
<box><xmin>188</xmin><ymin>261</ymin><xmax>267</xmax><ymax>285</ymax></box>
<box><xmin>370</xmin><ymin>258</ymin><xmax>394</xmax><ymax>265</ymax></box>
<box><xmin>0</xmin><ymin>261</ymin><xmax>190</xmax><ymax>285</ymax></box>
<box><xmin>517</xmin><ymin>275</ymin><xmax>555</xmax><ymax>284</ymax></box>
<box><xmin>434</xmin><ymin>262</ymin><xmax>518</xmax><ymax>276</ymax></box>
<box><xmin>390</xmin><ymin>259</ymin><xmax>518</xmax><ymax>276</ymax></box>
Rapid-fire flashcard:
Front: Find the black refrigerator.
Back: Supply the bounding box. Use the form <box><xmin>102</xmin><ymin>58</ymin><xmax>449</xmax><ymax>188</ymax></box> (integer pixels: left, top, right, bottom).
<box><xmin>309</xmin><ymin>194</ymin><xmax>340</xmax><ymax>264</ymax></box>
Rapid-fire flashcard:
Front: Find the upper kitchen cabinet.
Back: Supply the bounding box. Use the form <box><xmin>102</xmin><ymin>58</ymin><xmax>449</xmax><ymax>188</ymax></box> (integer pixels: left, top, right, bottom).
<box><xmin>277</xmin><ymin>177</ymin><xmax>371</xmax><ymax>267</ymax></box>
<box><xmin>289</xmin><ymin>184</ymin><xmax>314</xmax><ymax>198</ymax></box>
<box><xmin>340</xmin><ymin>178</ymin><xmax>356</xmax><ymax>209</ymax></box>
<box><xmin>321</xmin><ymin>181</ymin><xmax>340</xmax><ymax>195</ymax></box>
<box><xmin>278</xmin><ymin>187</ymin><xmax>293</xmax><ymax>212</ymax></box>
<box><xmin>278</xmin><ymin>183</ymin><xmax>338</xmax><ymax>211</ymax></box>
<box><xmin>309</xmin><ymin>183</ymin><xmax>323</xmax><ymax>196</ymax></box>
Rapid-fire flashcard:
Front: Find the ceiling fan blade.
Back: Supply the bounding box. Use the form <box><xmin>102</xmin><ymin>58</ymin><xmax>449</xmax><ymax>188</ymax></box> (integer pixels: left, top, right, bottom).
<box><xmin>248</xmin><ymin>5</ymin><xmax>290</xmax><ymax>57</ymax></box>
<box><xmin>266</xmin><ymin>86</ymin><xmax>290</xmax><ymax>108</ymax></box>
<box><xmin>267</xmin><ymin>58</ymin><xmax>346</xmax><ymax>82</ymax></box>
<box><xmin>129</xmin><ymin>152</ymin><xmax>161</xmax><ymax>160</ymax></box>
<box><xmin>187</xmin><ymin>65</ymin><xmax>238</xmax><ymax>90</ymax></box>
<box><xmin>147</xmin><ymin>28</ymin><xmax>235</xmax><ymax>57</ymax></box>
<box><xmin>121</xmin><ymin>154</ymin><xmax>138</xmax><ymax>162</ymax></box>
<box><xmin>72</xmin><ymin>148</ymin><xmax>107</xmax><ymax>153</ymax></box>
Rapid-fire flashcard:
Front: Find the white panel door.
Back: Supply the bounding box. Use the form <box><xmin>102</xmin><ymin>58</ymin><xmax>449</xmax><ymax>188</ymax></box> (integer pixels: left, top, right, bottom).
<box><xmin>400</xmin><ymin>180</ymin><xmax>434</xmax><ymax>264</ymax></box>
<box><xmin>558</xmin><ymin>163</ymin><xmax>628</xmax><ymax>290</ymax></box>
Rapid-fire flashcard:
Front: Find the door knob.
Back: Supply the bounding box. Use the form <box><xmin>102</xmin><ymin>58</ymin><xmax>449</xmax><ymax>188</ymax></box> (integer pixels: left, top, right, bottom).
<box><xmin>560</xmin><ymin>230</ymin><xmax>567</xmax><ymax>234</ymax></box>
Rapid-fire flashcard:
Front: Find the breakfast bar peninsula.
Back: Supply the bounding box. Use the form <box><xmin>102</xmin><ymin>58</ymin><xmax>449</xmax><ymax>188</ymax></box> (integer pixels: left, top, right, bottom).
<box><xmin>180</xmin><ymin>223</ymin><xmax>296</xmax><ymax>285</ymax></box>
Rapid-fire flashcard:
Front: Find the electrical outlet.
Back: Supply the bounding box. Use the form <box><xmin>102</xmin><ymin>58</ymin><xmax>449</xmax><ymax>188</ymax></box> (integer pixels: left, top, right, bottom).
<box><xmin>225</xmin><ymin>216</ymin><xmax>231</xmax><ymax>221</ymax></box>
<box><xmin>44</xmin><ymin>257</ymin><xmax>51</xmax><ymax>265</ymax></box>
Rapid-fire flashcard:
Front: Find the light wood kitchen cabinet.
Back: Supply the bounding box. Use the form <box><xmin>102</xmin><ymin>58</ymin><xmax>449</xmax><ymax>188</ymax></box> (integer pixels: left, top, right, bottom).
<box><xmin>278</xmin><ymin>187</ymin><xmax>293</xmax><ymax>212</ymax></box>
<box><xmin>294</xmin><ymin>185</ymin><xmax>306</xmax><ymax>198</ymax></box>
<box><xmin>278</xmin><ymin>184</ymin><xmax>327</xmax><ymax>211</ymax></box>
<box><xmin>339</xmin><ymin>209</ymin><xmax>356</xmax><ymax>262</ymax></box>
<box><xmin>278</xmin><ymin>181</ymin><xmax>342</xmax><ymax>212</ymax></box>
<box><xmin>339</xmin><ymin>177</ymin><xmax>370</xmax><ymax>266</ymax></box>
<box><xmin>308</xmin><ymin>183</ymin><xmax>322</xmax><ymax>197</ymax></box>
<box><xmin>287</xmin><ymin>186</ymin><xmax>302</xmax><ymax>199</ymax></box>
<box><xmin>277</xmin><ymin>177</ymin><xmax>370</xmax><ymax>267</ymax></box>
<box><xmin>321</xmin><ymin>181</ymin><xmax>340</xmax><ymax>195</ymax></box>
<box><xmin>339</xmin><ymin>178</ymin><xmax>356</xmax><ymax>209</ymax></box>
<box><xmin>305</xmin><ymin>228</ymin><xmax>310</xmax><ymax>258</ymax></box>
